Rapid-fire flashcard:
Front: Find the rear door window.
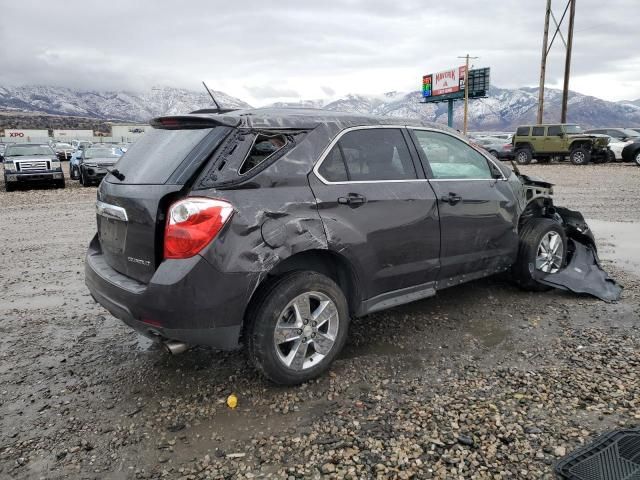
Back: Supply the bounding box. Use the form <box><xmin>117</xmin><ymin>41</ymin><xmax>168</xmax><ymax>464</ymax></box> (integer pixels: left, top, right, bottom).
<box><xmin>318</xmin><ymin>128</ymin><xmax>416</xmax><ymax>182</ymax></box>
<box><xmin>532</xmin><ymin>126</ymin><xmax>545</xmax><ymax>136</ymax></box>
<box><xmin>547</xmin><ymin>125</ymin><xmax>563</xmax><ymax>136</ymax></box>
<box><xmin>111</xmin><ymin>128</ymin><xmax>224</xmax><ymax>185</ymax></box>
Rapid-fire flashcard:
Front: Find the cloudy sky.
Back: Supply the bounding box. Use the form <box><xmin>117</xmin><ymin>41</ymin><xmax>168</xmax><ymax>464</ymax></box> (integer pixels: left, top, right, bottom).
<box><xmin>1</xmin><ymin>0</ymin><xmax>638</xmax><ymax>105</ymax></box>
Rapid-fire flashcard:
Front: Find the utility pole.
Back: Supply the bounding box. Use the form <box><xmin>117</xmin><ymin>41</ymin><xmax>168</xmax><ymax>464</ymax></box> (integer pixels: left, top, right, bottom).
<box><xmin>458</xmin><ymin>54</ymin><xmax>478</xmax><ymax>135</ymax></box>
<box><xmin>561</xmin><ymin>0</ymin><xmax>576</xmax><ymax>123</ymax></box>
<box><xmin>537</xmin><ymin>0</ymin><xmax>551</xmax><ymax>124</ymax></box>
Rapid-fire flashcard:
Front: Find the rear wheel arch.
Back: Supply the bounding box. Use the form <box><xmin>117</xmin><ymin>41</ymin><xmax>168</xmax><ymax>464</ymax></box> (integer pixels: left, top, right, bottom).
<box><xmin>514</xmin><ymin>142</ymin><xmax>533</xmax><ymax>151</ymax></box>
<box><xmin>241</xmin><ymin>249</ymin><xmax>360</xmax><ymax>342</ymax></box>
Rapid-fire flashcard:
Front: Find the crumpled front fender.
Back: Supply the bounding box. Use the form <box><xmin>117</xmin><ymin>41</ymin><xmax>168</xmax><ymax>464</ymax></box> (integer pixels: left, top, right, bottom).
<box><xmin>533</xmin><ymin>207</ymin><xmax>623</xmax><ymax>302</ymax></box>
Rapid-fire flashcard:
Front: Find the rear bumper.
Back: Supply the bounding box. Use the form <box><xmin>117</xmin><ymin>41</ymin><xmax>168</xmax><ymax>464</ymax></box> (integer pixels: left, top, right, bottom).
<box><xmin>82</xmin><ymin>166</ymin><xmax>109</xmax><ymax>181</ymax></box>
<box><xmin>84</xmin><ymin>235</ymin><xmax>259</xmax><ymax>350</ymax></box>
<box><xmin>5</xmin><ymin>171</ymin><xmax>64</xmax><ymax>183</ymax></box>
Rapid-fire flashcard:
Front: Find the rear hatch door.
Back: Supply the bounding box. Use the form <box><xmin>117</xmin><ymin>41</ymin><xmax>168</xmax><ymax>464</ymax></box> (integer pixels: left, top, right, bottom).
<box><xmin>96</xmin><ymin>118</ymin><xmax>236</xmax><ymax>283</ymax></box>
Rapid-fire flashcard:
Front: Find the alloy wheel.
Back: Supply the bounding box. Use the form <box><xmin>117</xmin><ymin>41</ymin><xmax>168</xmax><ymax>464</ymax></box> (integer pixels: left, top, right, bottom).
<box><xmin>573</xmin><ymin>151</ymin><xmax>585</xmax><ymax>164</ymax></box>
<box><xmin>535</xmin><ymin>231</ymin><xmax>564</xmax><ymax>273</ymax></box>
<box><xmin>273</xmin><ymin>291</ymin><xmax>339</xmax><ymax>371</ymax></box>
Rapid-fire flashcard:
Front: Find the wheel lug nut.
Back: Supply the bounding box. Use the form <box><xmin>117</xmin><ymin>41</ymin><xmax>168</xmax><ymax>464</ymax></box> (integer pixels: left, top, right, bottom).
<box><xmin>303</xmin><ymin>319</ymin><xmax>308</xmax><ymax>325</ymax></box>
<box><xmin>311</xmin><ymin>333</ymin><xmax>316</xmax><ymax>338</ymax></box>
<box><xmin>302</xmin><ymin>337</ymin><xmax>307</xmax><ymax>343</ymax></box>
<box><xmin>312</xmin><ymin>321</ymin><xmax>317</xmax><ymax>327</ymax></box>
<box><xmin>297</xmin><ymin>329</ymin><xmax>303</xmax><ymax>334</ymax></box>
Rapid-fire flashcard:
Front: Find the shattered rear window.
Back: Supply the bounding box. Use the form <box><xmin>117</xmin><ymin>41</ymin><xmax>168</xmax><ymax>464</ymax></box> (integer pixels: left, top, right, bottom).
<box><xmin>239</xmin><ymin>134</ymin><xmax>288</xmax><ymax>174</ymax></box>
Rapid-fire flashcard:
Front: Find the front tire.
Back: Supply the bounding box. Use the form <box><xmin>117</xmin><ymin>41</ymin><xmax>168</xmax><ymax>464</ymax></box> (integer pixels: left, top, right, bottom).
<box><xmin>606</xmin><ymin>150</ymin><xmax>615</xmax><ymax>163</ymax></box>
<box><xmin>635</xmin><ymin>150</ymin><xmax>640</xmax><ymax>167</ymax></box>
<box><xmin>246</xmin><ymin>272</ymin><xmax>349</xmax><ymax>385</ymax></box>
<box><xmin>569</xmin><ymin>147</ymin><xmax>590</xmax><ymax>165</ymax></box>
<box><xmin>80</xmin><ymin>169</ymin><xmax>89</xmax><ymax>187</ymax></box>
<box><xmin>513</xmin><ymin>218</ymin><xmax>567</xmax><ymax>291</ymax></box>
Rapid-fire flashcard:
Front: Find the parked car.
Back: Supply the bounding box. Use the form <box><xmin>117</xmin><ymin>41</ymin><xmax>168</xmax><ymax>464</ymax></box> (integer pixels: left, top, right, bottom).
<box><xmin>585</xmin><ymin>128</ymin><xmax>640</xmax><ymax>142</ymax></box>
<box><xmin>53</xmin><ymin>142</ymin><xmax>74</xmax><ymax>161</ymax></box>
<box><xmin>85</xmin><ymin>109</ymin><xmax>614</xmax><ymax>385</ymax></box>
<box><xmin>602</xmin><ymin>136</ymin><xmax>633</xmax><ymax>162</ymax></box>
<box><xmin>2</xmin><ymin>143</ymin><xmax>65</xmax><ymax>191</ymax></box>
<box><xmin>627</xmin><ymin>127</ymin><xmax>640</xmax><ymax>135</ymax></box>
<box><xmin>471</xmin><ymin>136</ymin><xmax>514</xmax><ymax>159</ymax></box>
<box><xmin>512</xmin><ymin>124</ymin><xmax>610</xmax><ymax>165</ymax></box>
<box><xmin>77</xmin><ymin>146</ymin><xmax>123</xmax><ymax>186</ymax></box>
<box><xmin>621</xmin><ymin>140</ymin><xmax>640</xmax><ymax>166</ymax></box>
<box><xmin>72</xmin><ymin>140</ymin><xmax>93</xmax><ymax>150</ymax></box>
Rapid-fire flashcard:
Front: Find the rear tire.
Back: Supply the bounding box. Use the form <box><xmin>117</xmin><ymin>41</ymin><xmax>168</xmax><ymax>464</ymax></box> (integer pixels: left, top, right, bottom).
<box><xmin>80</xmin><ymin>169</ymin><xmax>89</xmax><ymax>187</ymax></box>
<box><xmin>5</xmin><ymin>182</ymin><xmax>14</xmax><ymax>192</ymax></box>
<box><xmin>246</xmin><ymin>271</ymin><xmax>350</xmax><ymax>385</ymax></box>
<box><xmin>635</xmin><ymin>150</ymin><xmax>640</xmax><ymax>167</ymax></box>
<box><xmin>515</xmin><ymin>148</ymin><xmax>533</xmax><ymax>165</ymax></box>
<box><xmin>569</xmin><ymin>147</ymin><xmax>590</xmax><ymax>165</ymax></box>
<box><xmin>513</xmin><ymin>218</ymin><xmax>567</xmax><ymax>291</ymax></box>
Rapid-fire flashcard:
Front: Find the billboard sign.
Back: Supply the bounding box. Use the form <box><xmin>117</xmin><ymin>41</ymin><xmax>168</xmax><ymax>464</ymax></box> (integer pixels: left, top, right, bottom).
<box><xmin>421</xmin><ymin>67</ymin><xmax>490</xmax><ymax>103</ymax></box>
<box><xmin>432</xmin><ymin>66</ymin><xmax>466</xmax><ymax>97</ymax></box>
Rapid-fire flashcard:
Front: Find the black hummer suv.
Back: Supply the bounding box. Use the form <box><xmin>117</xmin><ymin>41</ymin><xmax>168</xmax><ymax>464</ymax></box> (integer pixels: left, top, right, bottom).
<box><xmin>85</xmin><ymin>109</ymin><xmax>612</xmax><ymax>385</ymax></box>
<box><xmin>3</xmin><ymin>143</ymin><xmax>65</xmax><ymax>191</ymax></box>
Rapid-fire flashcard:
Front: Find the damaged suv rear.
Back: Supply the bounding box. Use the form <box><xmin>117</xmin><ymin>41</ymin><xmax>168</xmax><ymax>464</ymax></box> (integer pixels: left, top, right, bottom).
<box><xmin>85</xmin><ymin>109</ymin><xmax>620</xmax><ymax>385</ymax></box>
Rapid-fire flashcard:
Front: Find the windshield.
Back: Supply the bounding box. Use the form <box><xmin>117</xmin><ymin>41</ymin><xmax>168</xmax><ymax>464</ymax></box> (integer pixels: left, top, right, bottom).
<box><xmin>620</xmin><ymin>129</ymin><xmax>640</xmax><ymax>138</ymax></box>
<box><xmin>5</xmin><ymin>145</ymin><xmax>54</xmax><ymax>157</ymax></box>
<box><xmin>85</xmin><ymin>148</ymin><xmax>122</xmax><ymax>159</ymax></box>
<box><xmin>564</xmin><ymin>125</ymin><xmax>583</xmax><ymax>134</ymax></box>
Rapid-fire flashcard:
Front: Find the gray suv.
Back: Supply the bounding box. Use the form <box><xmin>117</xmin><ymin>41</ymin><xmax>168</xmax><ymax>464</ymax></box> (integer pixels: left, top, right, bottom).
<box><xmin>85</xmin><ymin>109</ymin><xmax>617</xmax><ymax>385</ymax></box>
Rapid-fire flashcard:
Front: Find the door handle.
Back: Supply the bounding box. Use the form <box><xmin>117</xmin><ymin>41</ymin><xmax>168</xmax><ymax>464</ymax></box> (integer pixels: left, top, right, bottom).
<box><xmin>440</xmin><ymin>193</ymin><xmax>462</xmax><ymax>205</ymax></box>
<box><xmin>337</xmin><ymin>193</ymin><xmax>367</xmax><ymax>206</ymax></box>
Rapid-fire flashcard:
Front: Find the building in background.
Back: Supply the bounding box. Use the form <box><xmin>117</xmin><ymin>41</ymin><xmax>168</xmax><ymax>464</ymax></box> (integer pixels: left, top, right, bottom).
<box><xmin>52</xmin><ymin>129</ymin><xmax>94</xmax><ymax>140</ymax></box>
<box><xmin>2</xmin><ymin>129</ymin><xmax>49</xmax><ymax>143</ymax></box>
<box><xmin>111</xmin><ymin>125</ymin><xmax>151</xmax><ymax>143</ymax></box>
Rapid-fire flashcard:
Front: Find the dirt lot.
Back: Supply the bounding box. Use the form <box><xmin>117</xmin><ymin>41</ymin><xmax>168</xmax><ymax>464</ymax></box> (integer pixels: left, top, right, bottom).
<box><xmin>1</xmin><ymin>163</ymin><xmax>639</xmax><ymax>479</ymax></box>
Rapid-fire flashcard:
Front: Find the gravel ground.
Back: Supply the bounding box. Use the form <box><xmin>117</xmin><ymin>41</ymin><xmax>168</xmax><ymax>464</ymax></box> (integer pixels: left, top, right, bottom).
<box><xmin>1</xmin><ymin>162</ymin><xmax>639</xmax><ymax>479</ymax></box>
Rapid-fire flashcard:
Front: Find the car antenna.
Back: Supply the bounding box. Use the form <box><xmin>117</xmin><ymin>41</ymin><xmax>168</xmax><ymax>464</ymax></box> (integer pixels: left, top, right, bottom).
<box><xmin>202</xmin><ymin>81</ymin><xmax>222</xmax><ymax>110</ymax></box>
<box><xmin>510</xmin><ymin>159</ymin><xmax>522</xmax><ymax>177</ymax></box>
<box><xmin>193</xmin><ymin>81</ymin><xmax>236</xmax><ymax>114</ymax></box>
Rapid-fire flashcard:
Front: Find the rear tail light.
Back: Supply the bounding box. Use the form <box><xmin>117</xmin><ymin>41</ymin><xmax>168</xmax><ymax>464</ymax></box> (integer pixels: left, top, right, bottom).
<box><xmin>164</xmin><ymin>198</ymin><xmax>233</xmax><ymax>259</ymax></box>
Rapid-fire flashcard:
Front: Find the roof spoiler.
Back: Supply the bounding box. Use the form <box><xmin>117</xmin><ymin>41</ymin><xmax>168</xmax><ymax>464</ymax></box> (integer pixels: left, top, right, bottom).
<box><xmin>190</xmin><ymin>108</ymin><xmax>237</xmax><ymax>114</ymax></box>
<box><xmin>150</xmin><ymin>115</ymin><xmax>240</xmax><ymax>129</ymax></box>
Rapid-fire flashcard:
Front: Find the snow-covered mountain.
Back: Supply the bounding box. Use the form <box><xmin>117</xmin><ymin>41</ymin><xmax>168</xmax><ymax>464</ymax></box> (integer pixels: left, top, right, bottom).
<box><xmin>317</xmin><ymin>87</ymin><xmax>640</xmax><ymax>130</ymax></box>
<box><xmin>1</xmin><ymin>84</ymin><xmax>639</xmax><ymax>130</ymax></box>
<box><xmin>0</xmin><ymin>86</ymin><xmax>251</xmax><ymax>122</ymax></box>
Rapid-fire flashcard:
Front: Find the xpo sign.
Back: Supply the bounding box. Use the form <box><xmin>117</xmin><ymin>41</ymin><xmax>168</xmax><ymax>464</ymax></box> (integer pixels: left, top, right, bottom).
<box><xmin>3</xmin><ymin>129</ymin><xmax>49</xmax><ymax>140</ymax></box>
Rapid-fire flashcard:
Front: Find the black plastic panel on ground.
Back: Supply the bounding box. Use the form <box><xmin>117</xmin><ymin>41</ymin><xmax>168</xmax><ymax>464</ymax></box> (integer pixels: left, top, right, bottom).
<box><xmin>555</xmin><ymin>429</ymin><xmax>640</xmax><ymax>480</ymax></box>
